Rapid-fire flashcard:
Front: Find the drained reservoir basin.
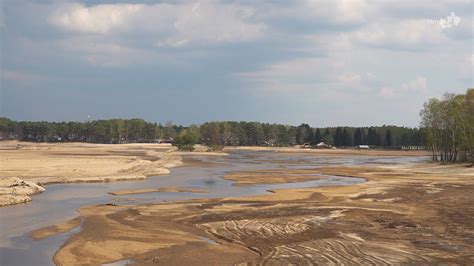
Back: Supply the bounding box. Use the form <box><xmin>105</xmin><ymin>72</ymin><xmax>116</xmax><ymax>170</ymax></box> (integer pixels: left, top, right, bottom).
<box><xmin>0</xmin><ymin>151</ymin><xmax>427</xmax><ymax>265</ymax></box>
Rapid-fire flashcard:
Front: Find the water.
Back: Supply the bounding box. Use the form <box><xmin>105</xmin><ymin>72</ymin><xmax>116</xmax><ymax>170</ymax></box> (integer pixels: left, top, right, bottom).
<box><xmin>0</xmin><ymin>151</ymin><xmax>428</xmax><ymax>265</ymax></box>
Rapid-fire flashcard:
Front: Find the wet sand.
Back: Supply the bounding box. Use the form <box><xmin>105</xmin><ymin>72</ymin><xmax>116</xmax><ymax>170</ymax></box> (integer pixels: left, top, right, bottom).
<box><xmin>224</xmin><ymin>169</ymin><xmax>324</xmax><ymax>184</ymax></box>
<box><xmin>109</xmin><ymin>187</ymin><xmax>209</xmax><ymax>195</ymax></box>
<box><xmin>44</xmin><ymin>160</ymin><xmax>474</xmax><ymax>264</ymax></box>
<box><xmin>0</xmin><ymin>141</ymin><xmax>183</xmax><ymax>206</ymax></box>
<box><xmin>29</xmin><ymin>218</ymin><xmax>82</xmax><ymax>241</ymax></box>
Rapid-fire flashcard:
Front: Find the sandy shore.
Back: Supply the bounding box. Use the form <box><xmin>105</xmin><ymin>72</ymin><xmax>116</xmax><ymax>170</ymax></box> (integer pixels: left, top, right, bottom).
<box><xmin>37</xmin><ymin>159</ymin><xmax>474</xmax><ymax>265</ymax></box>
<box><xmin>0</xmin><ymin>141</ymin><xmax>183</xmax><ymax>206</ymax></box>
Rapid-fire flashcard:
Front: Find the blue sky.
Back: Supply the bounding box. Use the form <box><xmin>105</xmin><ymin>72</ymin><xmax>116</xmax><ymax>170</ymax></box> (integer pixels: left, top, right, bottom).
<box><xmin>1</xmin><ymin>0</ymin><xmax>472</xmax><ymax>127</ymax></box>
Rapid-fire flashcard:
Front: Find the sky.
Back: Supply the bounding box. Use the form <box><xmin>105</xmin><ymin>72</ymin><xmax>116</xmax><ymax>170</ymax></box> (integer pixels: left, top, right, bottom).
<box><xmin>0</xmin><ymin>0</ymin><xmax>472</xmax><ymax>127</ymax></box>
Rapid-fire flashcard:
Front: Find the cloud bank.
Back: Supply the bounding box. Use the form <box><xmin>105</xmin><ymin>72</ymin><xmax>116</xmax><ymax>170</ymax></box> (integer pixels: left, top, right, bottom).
<box><xmin>1</xmin><ymin>0</ymin><xmax>472</xmax><ymax>126</ymax></box>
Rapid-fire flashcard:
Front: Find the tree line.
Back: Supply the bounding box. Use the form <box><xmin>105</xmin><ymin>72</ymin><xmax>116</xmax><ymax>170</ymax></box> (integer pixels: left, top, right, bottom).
<box><xmin>195</xmin><ymin>121</ymin><xmax>426</xmax><ymax>149</ymax></box>
<box><xmin>0</xmin><ymin>117</ymin><xmax>426</xmax><ymax>149</ymax></box>
<box><xmin>420</xmin><ymin>88</ymin><xmax>473</xmax><ymax>163</ymax></box>
<box><xmin>0</xmin><ymin>118</ymin><xmax>182</xmax><ymax>143</ymax></box>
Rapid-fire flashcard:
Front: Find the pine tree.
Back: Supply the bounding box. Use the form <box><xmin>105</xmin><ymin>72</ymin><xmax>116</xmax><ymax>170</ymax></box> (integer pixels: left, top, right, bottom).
<box><xmin>342</xmin><ymin>128</ymin><xmax>351</xmax><ymax>146</ymax></box>
<box><xmin>353</xmin><ymin>128</ymin><xmax>363</xmax><ymax>146</ymax></box>
<box><xmin>385</xmin><ymin>130</ymin><xmax>392</xmax><ymax>147</ymax></box>
<box><xmin>313</xmin><ymin>128</ymin><xmax>321</xmax><ymax>144</ymax></box>
<box><xmin>322</xmin><ymin>128</ymin><xmax>332</xmax><ymax>145</ymax></box>
<box><xmin>367</xmin><ymin>127</ymin><xmax>378</xmax><ymax>146</ymax></box>
<box><xmin>334</xmin><ymin>127</ymin><xmax>343</xmax><ymax>147</ymax></box>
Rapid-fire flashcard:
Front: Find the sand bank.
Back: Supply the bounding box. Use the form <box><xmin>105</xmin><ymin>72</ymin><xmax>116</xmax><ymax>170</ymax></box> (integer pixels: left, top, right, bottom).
<box><xmin>224</xmin><ymin>169</ymin><xmax>323</xmax><ymax>185</ymax></box>
<box><xmin>44</xmin><ymin>162</ymin><xmax>474</xmax><ymax>265</ymax></box>
<box><xmin>0</xmin><ymin>177</ymin><xmax>46</xmax><ymax>206</ymax></box>
<box><xmin>0</xmin><ymin>141</ymin><xmax>183</xmax><ymax>206</ymax></box>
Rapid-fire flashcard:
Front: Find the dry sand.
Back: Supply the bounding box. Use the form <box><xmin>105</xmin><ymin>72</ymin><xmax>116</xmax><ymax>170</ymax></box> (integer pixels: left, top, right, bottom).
<box><xmin>0</xmin><ymin>141</ymin><xmax>183</xmax><ymax>206</ymax></box>
<box><xmin>37</xmin><ymin>160</ymin><xmax>474</xmax><ymax>265</ymax></box>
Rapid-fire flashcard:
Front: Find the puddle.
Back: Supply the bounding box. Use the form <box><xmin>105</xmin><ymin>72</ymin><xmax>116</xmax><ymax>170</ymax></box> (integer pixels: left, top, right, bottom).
<box><xmin>198</xmin><ymin>236</ymin><xmax>218</xmax><ymax>245</ymax></box>
<box><xmin>102</xmin><ymin>259</ymin><xmax>134</xmax><ymax>266</ymax></box>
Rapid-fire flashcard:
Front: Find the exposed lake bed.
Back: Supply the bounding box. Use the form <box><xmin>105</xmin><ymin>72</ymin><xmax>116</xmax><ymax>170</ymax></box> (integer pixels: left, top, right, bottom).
<box><xmin>1</xmin><ymin>143</ymin><xmax>473</xmax><ymax>265</ymax></box>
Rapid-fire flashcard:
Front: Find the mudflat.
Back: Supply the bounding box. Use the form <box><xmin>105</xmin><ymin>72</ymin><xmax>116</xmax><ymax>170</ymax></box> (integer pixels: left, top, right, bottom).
<box><xmin>41</xmin><ymin>159</ymin><xmax>474</xmax><ymax>265</ymax></box>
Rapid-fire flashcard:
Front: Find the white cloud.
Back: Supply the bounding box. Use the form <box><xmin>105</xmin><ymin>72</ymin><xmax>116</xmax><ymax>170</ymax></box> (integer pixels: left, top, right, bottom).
<box><xmin>239</xmin><ymin>57</ymin><xmax>378</xmax><ymax>97</ymax></box>
<box><xmin>350</xmin><ymin>20</ymin><xmax>447</xmax><ymax>50</ymax></box>
<box><xmin>56</xmin><ymin>36</ymin><xmax>170</xmax><ymax>68</ymax></box>
<box><xmin>379</xmin><ymin>87</ymin><xmax>396</xmax><ymax>98</ymax></box>
<box><xmin>338</xmin><ymin>73</ymin><xmax>362</xmax><ymax>84</ymax></box>
<box><xmin>305</xmin><ymin>0</ymin><xmax>373</xmax><ymax>24</ymax></box>
<box><xmin>50</xmin><ymin>3</ymin><xmax>143</xmax><ymax>34</ymax></box>
<box><xmin>50</xmin><ymin>1</ymin><xmax>266</xmax><ymax>47</ymax></box>
<box><xmin>379</xmin><ymin>76</ymin><xmax>428</xmax><ymax>98</ymax></box>
<box><xmin>158</xmin><ymin>1</ymin><xmax>265</xmax><ymax>46</ymax></box>
<box><xmin>262</xmin><ymin>0</ymin><xmax>374</xmax><ymax>27</ymax></box>
<box><xmin>402</xmin><ymin>76</ymin><xmax>427</xmax><ymax>92</ymax></box>
<box><xmin>47</xmin><ymin>1</ymin><xmax>266</xmax><ymax>67</ymax></box>
<box><xmin>239</xmin><ymin>58</ymin><xmax>335</xmax><ymax>93</ymax></box>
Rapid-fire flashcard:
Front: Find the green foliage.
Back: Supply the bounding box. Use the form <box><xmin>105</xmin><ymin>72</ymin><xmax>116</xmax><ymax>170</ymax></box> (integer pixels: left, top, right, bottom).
<box><xmin>420</xmin><ymin>88</ymin><xmax>473</xmax><ymax>163</ymax></box>
<box><xmin>334</xmin><ymin>127</ymin><xmax>343</xmax><ymax>147</ymax></box>
<box><xmin>367</xmin><ymin>127</ymin><xmax>378</xmax><ymax>146</ymax></box>
<box><xmin>173</xmin><ymin>128</ymin><xmax>199</xmax><ymax>151</ymax></box>
<box><xmin>0</xmin><ymin>118</ymin><xmax>431</xmax><ymax>150</ymax></box>
<box><xmin>385</xmin><ymin>130</ymin><xmax>392</xmax><ymax>147</ymax></box>
<box><xmin>295</xmin><ymin>124</ymin><xmax>313</xmax><ymax>145</ymax></box>
<box><xmin>353</xmin><ymin>128</ymin><xmax>363</xmax><ymax>146</ymax></box>
<box><xmin>313</xmin><ymin>128</ymin><xmax>321</xmax><ymax>144</ymax></box>
<box><xmin>322</xmin><ymin>128</ymin><xmax>333</xmax><ymax>145</ymax></box>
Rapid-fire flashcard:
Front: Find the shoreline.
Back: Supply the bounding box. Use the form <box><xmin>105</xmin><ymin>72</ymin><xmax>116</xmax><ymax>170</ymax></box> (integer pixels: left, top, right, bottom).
<box><xmin>108</xmin><ymin>187</ymin><xmax>209</xmax><ymax>195</ymax></box>
<box><xmin>0</xmin><ymin>142</ymin><xmax>422</xmax><ymax>207</ymax></box>
<box><xmin>224</xmin><ymin>146</ymin><xmax>430</xmax><ymax>156</ymax></box>
<box><xmin>0</xmin><ymin>141</ymin><xmax>184</xmax><ymax>206</ymax></box>
<box><xmin>39</xmin><ymin>161</ymin><xmax>474</xmax><ymax>265</ymax></box>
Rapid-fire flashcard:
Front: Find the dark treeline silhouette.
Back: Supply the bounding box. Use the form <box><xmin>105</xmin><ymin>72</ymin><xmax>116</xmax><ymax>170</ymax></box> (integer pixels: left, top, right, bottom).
<box><xmin>0</xmin><ymin>118</ymin><xmax>183</xmax><ymax>143</ymax></box>
<box><xmin>0</xmin><ymin>117</ymin><xmax>426</xmax><ymax>149</ymax></box>
<box><xmin>198</xmin><ymin>121</ymin><xmax>426</xmax><ymax>149</ymax></box>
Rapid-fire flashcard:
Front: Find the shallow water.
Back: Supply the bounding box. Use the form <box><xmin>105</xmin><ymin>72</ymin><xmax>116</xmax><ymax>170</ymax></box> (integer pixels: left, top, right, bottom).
<box><xmin>0</xmin><ymin>151</ymin><xmax>428</xmax><ymax>265</ymax></box>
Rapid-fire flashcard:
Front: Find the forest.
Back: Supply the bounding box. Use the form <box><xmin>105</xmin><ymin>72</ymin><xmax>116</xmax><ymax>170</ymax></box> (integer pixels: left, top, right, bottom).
<box><xmin>0</xmin><ymin>117</ymin><xmax>425</xmax><ymax>149</ymax></box>
<box><xmin>1</xmin><ymin>89</ymin><xmax>472</xmax><ymax>163</ymax></box>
